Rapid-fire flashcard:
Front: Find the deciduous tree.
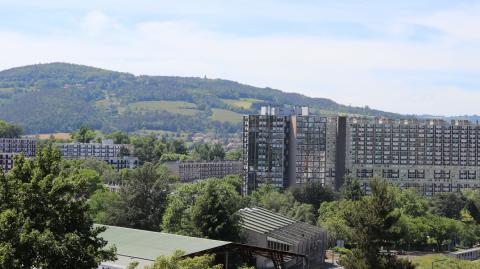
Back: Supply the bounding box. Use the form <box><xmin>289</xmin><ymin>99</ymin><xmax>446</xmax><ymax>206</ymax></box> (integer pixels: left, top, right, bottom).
<box><xmin>0</xmin><ymin>145</ymin><xmax>116</xmax><ymax>268</ymax></box>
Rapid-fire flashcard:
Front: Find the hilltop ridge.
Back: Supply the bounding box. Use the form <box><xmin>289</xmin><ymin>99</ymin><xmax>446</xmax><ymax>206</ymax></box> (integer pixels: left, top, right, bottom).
<box><xmin>0</xmin><ymin>62</ymin><xmax>400</xmax><ymax>134</ymax></box>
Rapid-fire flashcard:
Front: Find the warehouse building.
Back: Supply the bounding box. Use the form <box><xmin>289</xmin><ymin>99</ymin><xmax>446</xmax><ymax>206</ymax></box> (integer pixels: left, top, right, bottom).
<box><xmin>238</xmin><ymin>207</ymin><xmax>327</xmax><ymax>268</ymax></box>
<box><xmin>97</xmin><ymin>225</ymin><xmax>307</xmax><ymax>269</ymax></box>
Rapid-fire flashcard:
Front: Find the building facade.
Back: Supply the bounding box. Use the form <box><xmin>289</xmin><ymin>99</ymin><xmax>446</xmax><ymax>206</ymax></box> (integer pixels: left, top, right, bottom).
<box><xmin>290</xmin><ymin>111</ymin><xmax>327</xmax><ymax>185</ymax></box>
<box><xmin>57</xmin><ymin>140</ymin><xmax>133</xmax><ymax>159</ymax></box>
<box><xmin>243</xmin><ymin>107</ymin><xmax>480</xmax><ymax>195</ymax></box>
<box><xmin>243</xmin><ymin>107</ymin><xmax>328</xmax><ymax>194</ymax></box>
<box><xmin>238</xmin><ymin>207</ymin><xmax>326</xmax><ymax>268</ymax></box>
<box><xmin>329</xmin><ymin>117</ymin><xmax>480</xmax><ymax>195</ymax></box>
<box><xmin>57</xmin><ymin>140</ymin><xmax>138</xmax><ymax>170</ymax></box>
<box><xmin>243</xmin><ymin>107</ymin><xmax>290</xmax><ymax>193</ymax></box>
<box><xmin>164</xmin><ymin>160</ymin><xmax>243</xmax><ymax>182</ymax></box>
<box><xmin>0</xmin><ymin>138</ymin><xmax>138</xmax><ymax>172</ymax></box>
<box><xmin>0</xmin><ymin>138</ymin><xmax>38</xmax><ymax>172</ymax></box>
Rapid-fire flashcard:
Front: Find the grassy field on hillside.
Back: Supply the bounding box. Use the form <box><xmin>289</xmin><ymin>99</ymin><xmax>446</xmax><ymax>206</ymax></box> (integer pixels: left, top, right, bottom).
<box><xmin>210</xmin><ymin>108</ymin><xmax>243</xmax><ymax>123</ymax></box>
<box><xmin>30</xmin><ymin>133</ymin><xmax>72</xmax><ymax>140</ymax></box>
<box><xmin>0</xmin><ymin>88</ymin><xmax>15</xmax><ymax>93</ymax></box>
<box><xmin>222</xmin><ymin>98</ymin><xmax>262</xmax><ymax>109</ymax></box>
<box><xmin>410</xmin><ymin>254</ymin><xmax>480</xmax><ymax>269</ymax></box>
<box><xmin>127</xmin><ymin>101</ymin><xmax>200</xmax><ymax>116</ymax></box>
<box><xmin>95</xmin><ymin>98</ymin><xmax>112</xmax><ymax>107</ymax></box>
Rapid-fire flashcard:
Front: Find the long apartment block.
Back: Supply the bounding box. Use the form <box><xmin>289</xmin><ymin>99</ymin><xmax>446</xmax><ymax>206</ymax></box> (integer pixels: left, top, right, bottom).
<box><xmin>243</xmin><ymin>107</ymin><xmax>480</xmax><ymax>195</ymax></box>
<box><xmin>56</xmin><ymin>140</ymin><xmax>138</xmax><ymax>170</ymax></box>
<box><xmin>0</xmin><ymin>138</ymin><xmax>138</xmax><ymax>172</ymax></box>
<box><xmin>0</xmin><ymin>138</ymin><xmax>37</xmax><ymax>172</ymax></box>
<box><xmin>164</xmin><ymin>160</ymin><xmax>243</xmax><ymax>182</ymax></box>
<box><xmin>332</xmin><ymin>117</ymin><xmax>480</xmax><ymax>195</ymax></box>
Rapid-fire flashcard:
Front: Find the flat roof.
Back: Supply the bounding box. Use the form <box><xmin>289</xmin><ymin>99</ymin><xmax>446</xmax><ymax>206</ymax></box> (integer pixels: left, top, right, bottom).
<box><xmin>97</xmin><ymin>225</ymin><xmax>231</xmax><ymax>261</ymax></box>
<box><xmin>450</xmin><ymin>247</ymin><xmax>480</xmax><ymax>255</ymax></box>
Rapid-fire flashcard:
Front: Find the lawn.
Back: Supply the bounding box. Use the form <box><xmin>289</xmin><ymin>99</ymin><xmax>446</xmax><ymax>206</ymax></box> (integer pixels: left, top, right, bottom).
<box><xmin>210</xmin><ymin>108</ymin><xmax>243</xmax><ymax>123</ymax></box>
<box><xmin>410</xmin><ymin>254</ymin><xmax>480</xmax><ymax>269</ymax></box>
<box><xmin>222</xmin><ymin>98</ymin><xmax>263</xmax><ymax>109</ymax></box>
<box><xmin>127</xmin><ymin>101</ymin><xmax>200</xmax><ymax>116</ymax></box>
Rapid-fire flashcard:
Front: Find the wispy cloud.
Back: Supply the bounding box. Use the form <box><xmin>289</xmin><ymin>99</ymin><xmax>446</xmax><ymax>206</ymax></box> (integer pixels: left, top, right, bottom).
<box><xmin>0</xmin><ymin>1</ymin><xmax>480</xmax><ymax>116</ymax></box>
<box><xmin>80</xmin><ymin>10</ymin><xmax>121</xmax><ymax>37</ymax></box>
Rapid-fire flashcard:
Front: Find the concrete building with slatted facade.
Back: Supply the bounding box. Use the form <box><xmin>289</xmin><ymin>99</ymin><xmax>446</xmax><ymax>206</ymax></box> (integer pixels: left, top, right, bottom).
<box><xmin>238</xmin><ymin>207</ymin><xmax>326</xmax><ymax>268</ymax></box>
<box><xmin>164</xmin><ymin>160</ymin><xmax>243</xmax><ymax>182</ymax></box>
<box><xmin>328</xmin><ymin>117</ymin><xmax>480</xmax><ymax>195</ymax></box>
<box><xmin>242</xmin><ymin>106</ymin><xmax>328</xmax><ymax>194</ymax></box>
<box><xmin>243</xmin><ymin>107</ymin><xmax>480</xmax><ymax>195</ymax></box>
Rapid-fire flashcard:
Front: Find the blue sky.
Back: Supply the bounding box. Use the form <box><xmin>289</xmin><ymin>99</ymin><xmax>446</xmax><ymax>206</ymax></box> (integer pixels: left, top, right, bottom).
<box><xmin>1</xmin><ymin>0</ymin><xmax>480</xmax><ymax>115</ymax></box>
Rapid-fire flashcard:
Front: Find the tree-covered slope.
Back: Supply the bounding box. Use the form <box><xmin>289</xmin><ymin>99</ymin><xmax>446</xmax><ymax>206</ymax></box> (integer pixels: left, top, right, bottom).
<box><xmin>0</xmin><ymin>62</ymin><xmax>400</xmax><ymax>134</ymax></box>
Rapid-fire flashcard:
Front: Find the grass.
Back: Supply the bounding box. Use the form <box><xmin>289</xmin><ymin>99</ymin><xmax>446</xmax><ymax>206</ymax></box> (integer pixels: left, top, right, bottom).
<box><xmin>0</xmin><ymin>88</ymin><xmax>15</xmax><ymax>93</ymax></box>
<box><xmin>95</xmin><ymin>99</ymin><xmax>112</xmax><ymax>107</ymax></box>
<box><xmin>32</xmin><ymin>133</ymin><xmax>72</xmax><ymax>140</ymax></box>
<box><xmin>222</xmin><ymin>98</ymin><xmax>263</xmax><ymax>109</ymax></box>
<box><xmin>210</xmin><ymin>108</ymin><xmax>243</xmax><ymax>123</ymax></box>
<box><xmin>410</xmin><ymin>254</ymin><xmax>480</xmax><ymax>269</ymax></box>
<box><xmin>127</xmin><ymin>101</ymin><xmax>200</xmax><ymax>116</ymax></box>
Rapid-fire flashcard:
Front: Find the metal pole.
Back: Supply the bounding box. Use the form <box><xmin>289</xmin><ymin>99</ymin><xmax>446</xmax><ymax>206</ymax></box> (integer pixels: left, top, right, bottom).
<box><xmin>225</xmin><ymin>250</ymin><xmax>229</xmax><ymax>269</ymax></box>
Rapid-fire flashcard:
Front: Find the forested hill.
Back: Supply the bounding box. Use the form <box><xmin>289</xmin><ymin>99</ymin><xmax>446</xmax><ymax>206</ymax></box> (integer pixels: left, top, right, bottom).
<box><xmin>0</xmin><ymin>63</ymin><xmax>400</xmax><ymax>134</ymax></box>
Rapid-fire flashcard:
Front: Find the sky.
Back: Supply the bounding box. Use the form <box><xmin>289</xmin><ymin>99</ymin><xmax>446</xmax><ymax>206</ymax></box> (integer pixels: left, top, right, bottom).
<box><xmin>1</xmin><ymin>0</ymin><xmax>480</xmax><ymax>116</ymax></box>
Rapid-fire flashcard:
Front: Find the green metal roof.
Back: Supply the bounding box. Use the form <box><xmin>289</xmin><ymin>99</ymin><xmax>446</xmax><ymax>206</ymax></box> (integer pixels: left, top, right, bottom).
<box><xmin>97</xmin><ymin>225</ymin><xmax>231</xmax><ymax>261</ymax></box>
<box><xmin>238</xmin><ymin>208</ymin><xmax>326</xmax><ymax>246</ymax></box>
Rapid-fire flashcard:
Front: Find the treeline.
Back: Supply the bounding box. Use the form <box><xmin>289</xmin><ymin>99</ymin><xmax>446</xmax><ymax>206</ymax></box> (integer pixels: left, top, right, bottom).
<box><xmin>5</xmin><ymin>144</ymin><xmax>480</xmax><ymax>269</ymax></box>
<box><xmin>113</xmin><ymin>110</ymin><xmax>240</xmax><ymax>134</ymax></box>
<box><xmin>0</xmin><ymin>62</ymin><xmax>402</xmax><ymax>135</ymax></box>
<box><xmin>0</xmin><ymin>120</ymin><xmax>22</xmax><ymax>138</ymax></box>
<box><xmin>48</xmin><ymin>127</ymin><xmax>242</xmax><ymax>163</ymax></box>
<box><xmin>0</xmin><ymin>145</ymin><xmax>249</xmax><ymax>268</ymax></box>
<box><xmin>130</xmin><ymin>135</ymin><xmax>237</xmax><ymax>164</ymax></box>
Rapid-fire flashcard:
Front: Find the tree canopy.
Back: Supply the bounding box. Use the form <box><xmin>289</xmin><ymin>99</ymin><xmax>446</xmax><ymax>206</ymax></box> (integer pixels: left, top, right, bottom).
<box><xmin>0</xmin><ymin>120</ymin><xmax>22</xmax><ymax>138</ymax></box>
<box><xmin>71</xmin><ymin>125</ymin><xmax>96</xmax><ymax>143</ymax></box>
<box><xmin>162</xmin><ymin>178</ymin><xmax>243</xmax><ymax>241</ymax></box>
<box><xmin>0</xmin><ymin>145</ymin><xmax>116</xmax><ymax>268</ymax></box>
<box><xmin>339</xmin><ymin>179</ymin><xmax>414</xmax><ymax>269</ymax></box>
<box><xmin>114</xmin><ymin>163</ymin><xmax>177</xmax><ymax>231</ymax></box>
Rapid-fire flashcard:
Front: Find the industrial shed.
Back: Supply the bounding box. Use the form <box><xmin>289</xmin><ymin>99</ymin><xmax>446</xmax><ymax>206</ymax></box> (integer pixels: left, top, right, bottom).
<box><xmin>97</xmin><ymin>225</ymin><xmax>306</xmax><ymax>269</ymax></box>
<box><xmin>238</xmin><ymin>207</ymin><xmax>327</xmax><ymax>269</ymax></box>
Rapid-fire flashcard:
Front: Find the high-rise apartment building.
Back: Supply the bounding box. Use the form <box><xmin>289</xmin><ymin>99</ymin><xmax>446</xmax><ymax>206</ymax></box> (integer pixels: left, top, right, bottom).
<box><xmin>289</xmin><ymin>109</ymin><xmax>327</xmax><ymax>185</ymax></box>
<box><xmin>243</xmin><ymin>107</ymin><xmax>327</xmax><ymax>194</ymax></box>
<box><xmin>243</xmin><ymin>106</ymin><xmax>290</xmax><ymax>193</ymax></box>
<box><xmin>244</xmin><ymin>108</ymin><xmax>480</xmax><ymax>195</ymax></box>
<box><xmin>329</xmin><ymin>117</ymin><xmax>480</xmax><ymax>195</ymax></box>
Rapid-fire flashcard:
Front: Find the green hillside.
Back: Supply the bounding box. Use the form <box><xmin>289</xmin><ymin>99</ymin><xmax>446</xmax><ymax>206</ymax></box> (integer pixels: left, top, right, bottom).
<box><xmin>0</xmin><ymin>62</ymin><xmax>401</xmax><ymax>134</ymax></box>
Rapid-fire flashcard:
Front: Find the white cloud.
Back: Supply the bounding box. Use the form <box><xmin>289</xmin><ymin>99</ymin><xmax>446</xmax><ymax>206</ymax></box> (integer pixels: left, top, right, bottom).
<box><xmin>80</xmin><ymin>10</ymin><xmax>121</xmax><ymax>37</ymax></box>
<box><xmin>1</xmin><ymin>7</ymin><xmax>480</xmax><ymax>116</ymax></box>
<box><xmin>412</xmin><ymin>6</ymin><xmax>480</xmax><ymax>41</ymax></box>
